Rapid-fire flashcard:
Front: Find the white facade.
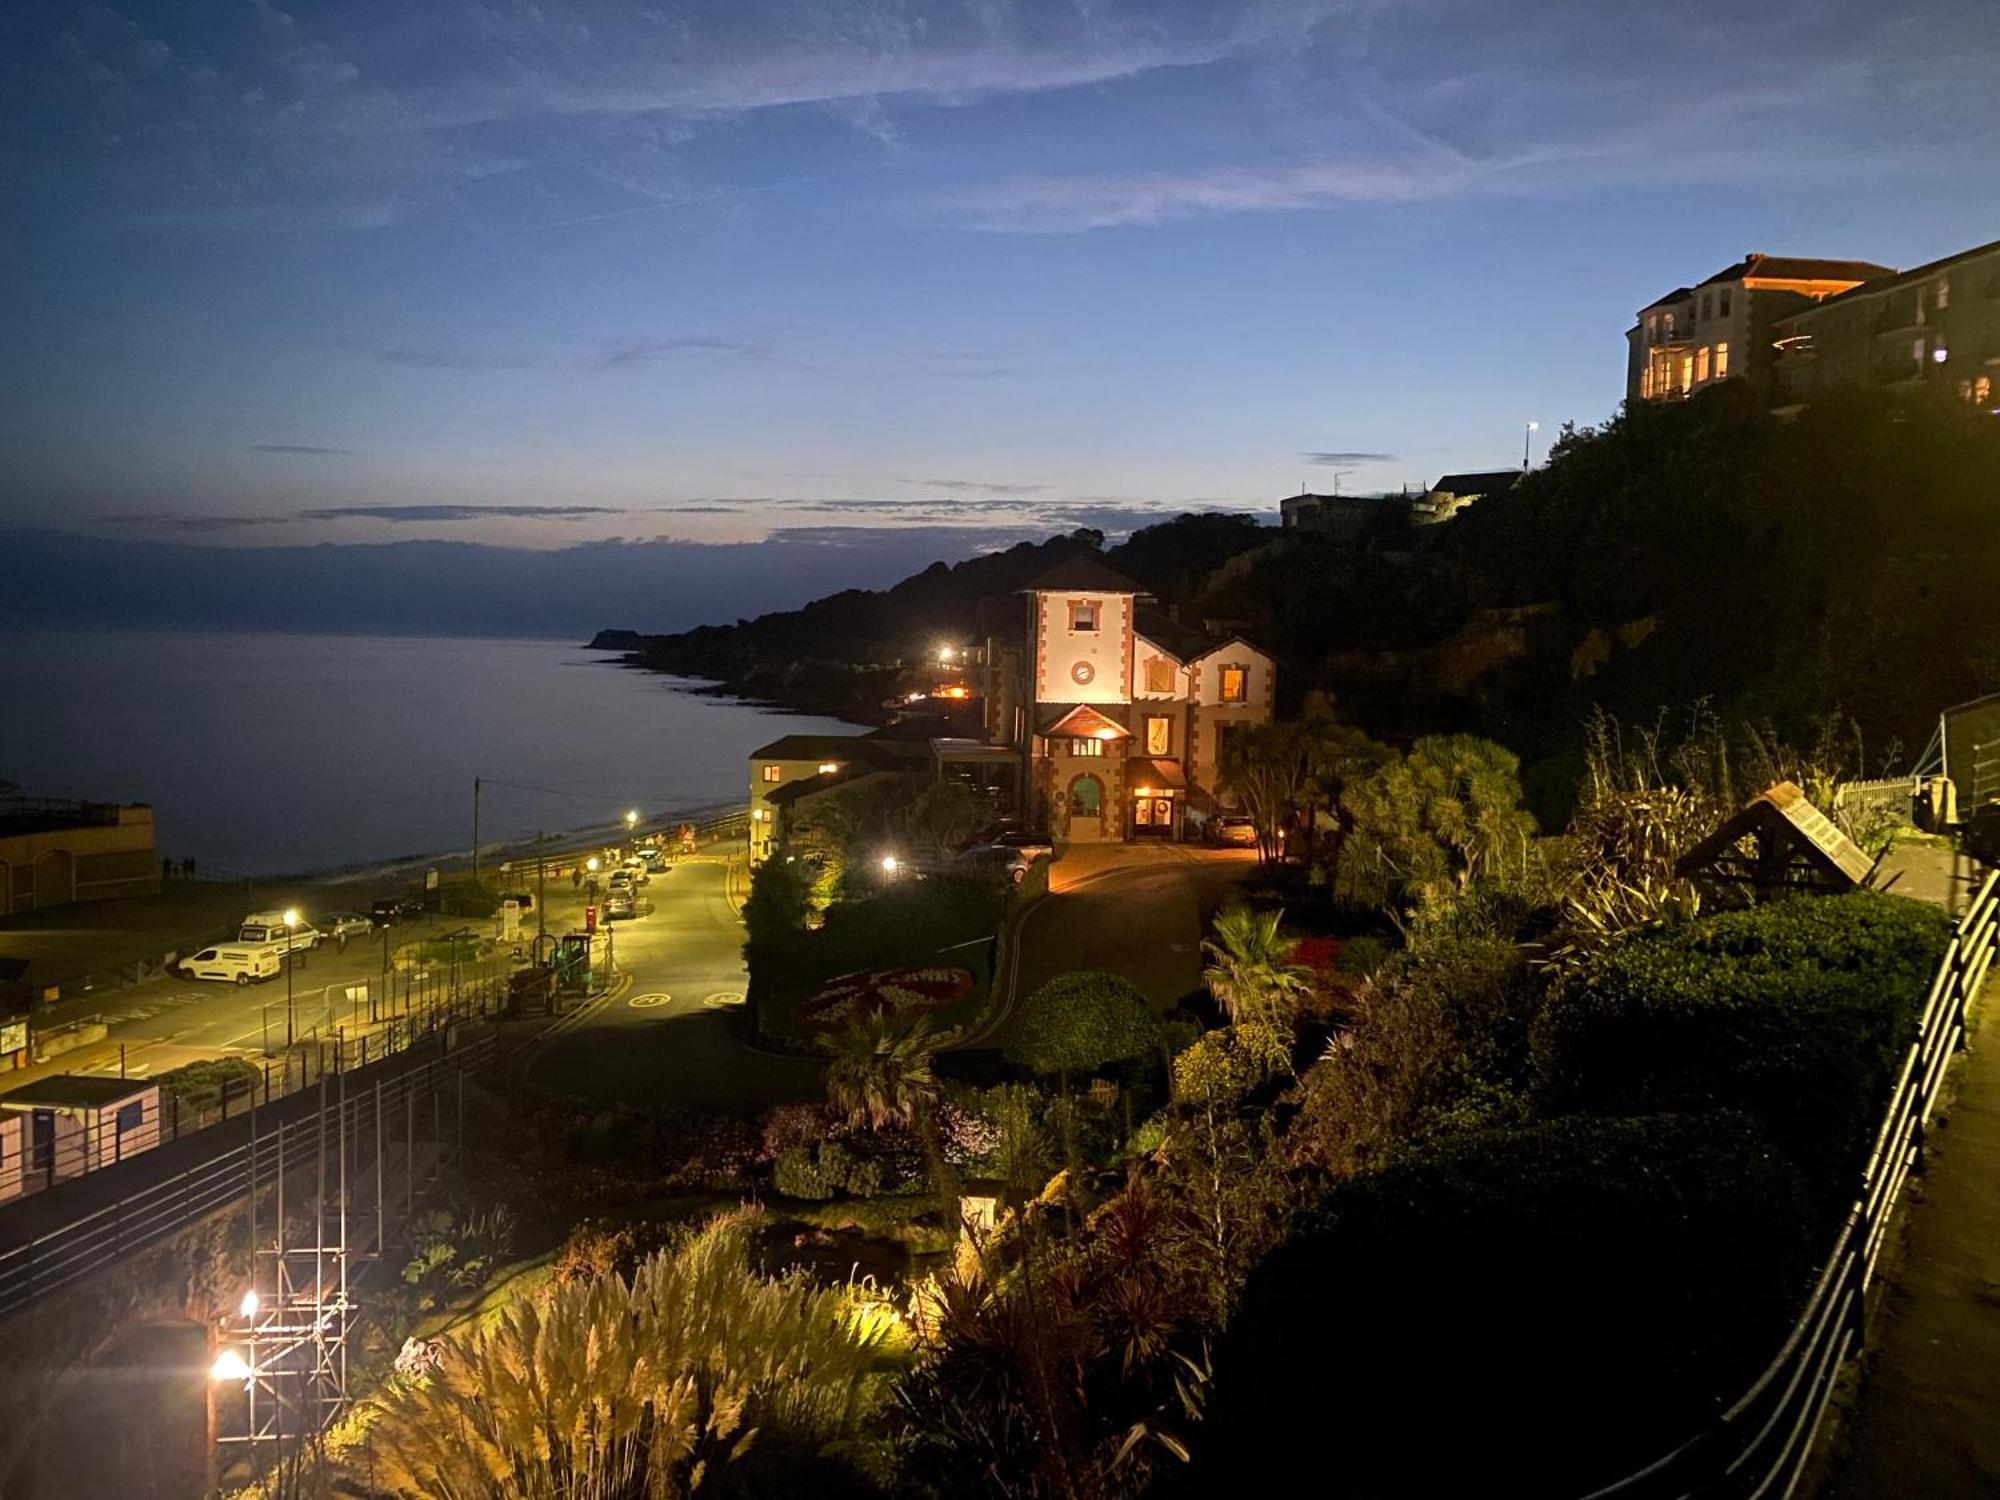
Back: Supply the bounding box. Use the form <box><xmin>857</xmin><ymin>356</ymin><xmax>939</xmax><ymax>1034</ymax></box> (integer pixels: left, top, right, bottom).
<box><xmin>1032</xmin><ymin>590</ymin><xmax>1134</xmax><ymax>706</ymax></box>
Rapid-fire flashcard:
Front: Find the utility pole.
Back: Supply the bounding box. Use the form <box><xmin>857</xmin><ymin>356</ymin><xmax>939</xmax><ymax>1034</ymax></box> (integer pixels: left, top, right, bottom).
<box><xmin>535</xmin><ymin>831</ymin><xmax>546</xmax><ymax>952</ymax></box>
<box><xmin>471</xmin><ymin>777</ymin><xmax>482</xmax><ymax>892</ymax></box>
<box><xmin>1523</xmin><ymin>419</ymin><xmax>1540</xmax><ymax>471</ymax></box>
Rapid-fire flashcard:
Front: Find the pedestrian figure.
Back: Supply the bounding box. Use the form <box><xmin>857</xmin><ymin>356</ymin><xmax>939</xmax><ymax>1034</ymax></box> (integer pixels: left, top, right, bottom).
<box><xmin>186</xmin><ymin>857</ymin><xmax>197</xmax><ymax>880</ymax></box>
<box><xmin>162</xmin><ymin>857</ymin><xmax>173</xmax><ymax>883</ymax></box>
<box><xmin>572</xmin><ymin>867</ymin><xmax>583</xmax><ymax>890</ymax></box>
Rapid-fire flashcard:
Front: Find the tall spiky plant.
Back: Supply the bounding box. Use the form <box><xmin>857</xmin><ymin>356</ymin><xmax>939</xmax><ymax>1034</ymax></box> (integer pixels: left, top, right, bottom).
<box><xmin>820</xmin><ymin>1012</ymin><xmax>939</xmax><ymax>1133</ymax></box>
<box><xmin>366</xmin><ymin>1209</ymin><xmax>904</xmax><ymax>1499</ymax></box>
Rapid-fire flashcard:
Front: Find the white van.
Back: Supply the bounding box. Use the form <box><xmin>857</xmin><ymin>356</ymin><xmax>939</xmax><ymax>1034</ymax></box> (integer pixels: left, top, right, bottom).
<box><xmin>180</xmin><ymin>946</ymin><xmax>283</xmax><ymax>985</ymax></box>
<box><xmin>237</xmin><ymin>912</ymin><xmax>320</xmax><ymax>953</ymax></box>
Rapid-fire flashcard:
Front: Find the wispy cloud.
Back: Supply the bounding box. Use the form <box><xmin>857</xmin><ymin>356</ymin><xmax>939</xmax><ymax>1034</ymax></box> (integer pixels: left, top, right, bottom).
<box><xmin>372</xmin><ymin>346</ymin><xmax>535</xmax><ymax>372</ymax></box>
<box><xmin>904</xmin><ymin>478</ymin><xmax>1051</xmax><ymax>496</ymax></box>
<box><xmin>1305</xmin><ymin>451</ymin><xmax>1397</xmax><ymax>465</ymax></box>
<box><xmin>300</xmin><ymin>505</ymin><xmax>625</xmax><ymax>523</ymax></box>
<box><xmin>595</xmin><ymin>336</ymin><xmax>770</xmax><ymax>368</ymax></box>
<box><xmin>248</xmin><ymin>443</ymin><xmax>364</xmax><ymax>456</ymax></box>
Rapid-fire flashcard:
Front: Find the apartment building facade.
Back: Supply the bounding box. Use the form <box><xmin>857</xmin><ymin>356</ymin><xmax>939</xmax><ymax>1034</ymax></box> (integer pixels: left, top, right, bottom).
<box><xmin>1773</xmin><ymin>237</ymin><xmax>2000</xmax><ymax>408</ymax></box>
<box><xmin>1626</xmin><ymin>254</ymin><xmax>1895</xmax><ymax>405</ymax></box>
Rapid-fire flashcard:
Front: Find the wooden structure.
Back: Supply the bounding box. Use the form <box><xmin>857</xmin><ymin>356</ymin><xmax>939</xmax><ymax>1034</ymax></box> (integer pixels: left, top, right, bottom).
<box><xmin>1674</xmin><ymin>780</ymin><xmax>1875</xmax><ymax>900</ymax></box>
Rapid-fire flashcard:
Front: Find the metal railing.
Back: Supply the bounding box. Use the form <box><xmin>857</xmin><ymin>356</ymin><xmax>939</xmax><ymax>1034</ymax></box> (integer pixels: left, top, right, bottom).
<box><xmin>1584</xmin><ymin>868</ymin><xmax>1998</xmax><ymax>1499</ymax></box>
<box><xmin>1</xmin><ymin>957</ymin><xmax>515</xmax><ymax>1206</ymax></box>
<box><xmin>0</xmin><ymin>1033</ymin><xmax>495</xmax><ymax>1320</ymax></box>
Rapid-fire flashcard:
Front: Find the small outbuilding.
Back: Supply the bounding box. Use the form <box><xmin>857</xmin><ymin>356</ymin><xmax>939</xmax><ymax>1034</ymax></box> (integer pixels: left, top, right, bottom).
<box><xmin>0</xmin><ymin>1075</ymin><xmax>163</xmax><ymax>1185</ymax></box>
<box><xmin>1674</xmin><ymin>780</ymin><xmax>1876</xmax><ymax>901</ymax></box>
<box><xmin>0</xmin><ymin>1113</ymin><xmax>24</xmax><ymax>1202</ymax></box>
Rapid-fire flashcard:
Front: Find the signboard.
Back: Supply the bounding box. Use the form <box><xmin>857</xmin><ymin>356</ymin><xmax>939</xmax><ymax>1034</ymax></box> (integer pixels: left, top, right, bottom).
<box><xmin>0</xmin><ymin>1020</ymin><xmax>27</xmax><ymax>1055</ymax></box>
<box><xmin>499</xmin><ymin>899</ymin><xmax>522</xmax><ymax>941</ymax></box>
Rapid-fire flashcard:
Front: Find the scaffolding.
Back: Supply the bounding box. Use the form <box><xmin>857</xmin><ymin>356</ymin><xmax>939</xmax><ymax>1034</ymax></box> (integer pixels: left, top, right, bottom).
<box><xmin>209</xmin><ymin>1042</ymin><xmax>471</xmax><ymax>1487</ymax></box>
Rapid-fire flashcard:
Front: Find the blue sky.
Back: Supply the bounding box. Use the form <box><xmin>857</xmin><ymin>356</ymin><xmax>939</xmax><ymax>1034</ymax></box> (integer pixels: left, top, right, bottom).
<box><xmin>4</xmin><ymin>0</ymin><xmax>1997</xmax><ymax>558</ymax></box>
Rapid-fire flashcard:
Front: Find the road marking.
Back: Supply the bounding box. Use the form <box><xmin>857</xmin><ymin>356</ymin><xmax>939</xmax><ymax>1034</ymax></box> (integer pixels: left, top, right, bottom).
<box><xmin>702</xmin><ymin>990</ymin><xmax>745</xmax><ymax>1009</ymax></box>
<box><xmin>627</xmin><ymin>992</ymin><xmax>674</xmax><ymax>1009</ymax></box>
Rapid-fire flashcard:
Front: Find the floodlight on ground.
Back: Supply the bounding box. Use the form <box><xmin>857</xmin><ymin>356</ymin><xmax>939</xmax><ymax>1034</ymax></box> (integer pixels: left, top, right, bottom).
<box><xmin>210</xmin><ymin>1350</ymin><xmax>252</xmax><ymax>1383</ymax></box>
<box><xmin>239</xmin><ymin>1289</ymin><xmax>260</xmax><ymax>1319</ymax></box>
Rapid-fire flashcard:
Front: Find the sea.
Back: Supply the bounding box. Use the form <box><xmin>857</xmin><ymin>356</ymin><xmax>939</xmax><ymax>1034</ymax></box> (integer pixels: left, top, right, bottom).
<box><xmin>0</xmin><ymin>629</ymin><xmax>852</xmax><ymax>877</ymax></box>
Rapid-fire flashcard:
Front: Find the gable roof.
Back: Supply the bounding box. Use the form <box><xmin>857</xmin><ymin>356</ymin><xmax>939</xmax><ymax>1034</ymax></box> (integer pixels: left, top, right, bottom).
<box><xmin>1022</xmin><ymin>555</ymin><xmax>1146</xmax><ymax>595</ymax></box>
<box><xmin>1673</xmin><ymin>780</ymin><xmax>1875</xmax><ymax>891</ymax></box>
<box><xmin>1184</xmin><ymin>635</ymin><xmax>1270</xmax><ymax>666</ymax></box>
<box><xmin>0</xmin><ymin>1075</ymin><xmax>154</xmax><ymax>1110</ymax></box>
<box><xmin>1430</xmin><ymin>470</ymin><xmax>1523</xmax><ymax>498</ymax></box>
<box><xmin>1040</xmin><ymin>704</ymin><xmax>1130</xmax><ymax>740</ymax></box>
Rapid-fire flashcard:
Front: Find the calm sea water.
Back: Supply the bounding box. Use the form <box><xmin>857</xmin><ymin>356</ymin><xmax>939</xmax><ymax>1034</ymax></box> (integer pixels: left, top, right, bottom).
<box><xmin>0</xmin><ymin>630</ymin><xmax>851</xmax><ymax>876</ymax></box>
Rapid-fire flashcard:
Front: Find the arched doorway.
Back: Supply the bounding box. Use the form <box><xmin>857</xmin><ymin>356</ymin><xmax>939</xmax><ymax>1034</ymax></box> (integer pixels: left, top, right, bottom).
<box><xmin>32</xmin><ymin>851</ymin><xmax>73</xmax><ymax>910</ymax></box>
<box><xmin>1066</xmin><ymin>773</ymin><xmax>1105</xmax><ymax>841</ymax></box>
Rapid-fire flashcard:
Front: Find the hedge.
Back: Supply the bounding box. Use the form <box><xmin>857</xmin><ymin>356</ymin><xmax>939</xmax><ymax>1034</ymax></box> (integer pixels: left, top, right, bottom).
<box><xmin>1203</xmin><ymin>1110</ymin><xmax>1814</xmax><ymax>1497</ymax></box>
<box><xmin>1002</xmin><ymin>970</ymin><xmax>1161</xmax><ymax>1080</ymax></box>
<box><xmin>1531</xmin><ymin>892</ymin><xmax>1949</xmax><ymax>1215</ymax></box>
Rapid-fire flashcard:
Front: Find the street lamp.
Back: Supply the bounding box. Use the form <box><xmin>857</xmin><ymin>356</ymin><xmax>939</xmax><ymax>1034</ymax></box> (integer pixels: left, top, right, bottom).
<box><xmin>880</xmin><ymin>855</ymin><xmax>900</xmax><ymax>877</ymax></box>
<box><xmin>210</xmin><ymin>1348</ymin><xmax>251</xmax><ymax>1384</ymax></box>
<box><xmin>282</xmin><ymin>907</ymin><xmax>301</xmax><ymax>1048</ymax></box>
<box><xmin>625</xmin><ymin>809</ymin><xmax>639</xmax><ymax>832</ymax></box>
<box><xmin>1523</xmin><ymin>420</ymin><xmax>1540</xmax><ymax>470</ymax></box>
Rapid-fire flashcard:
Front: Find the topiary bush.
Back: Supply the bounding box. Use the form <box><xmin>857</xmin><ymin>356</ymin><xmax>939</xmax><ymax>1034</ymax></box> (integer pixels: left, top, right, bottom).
<box><xmin>1531</xmin><ymin>892</ymin><xmax>1949</xmax><ymax>1215</ymax></box>
<box><xmin>1204</xmin><ymin>1110</ymin><xmax>1815</xmax><ymax>1497</ymax></box>
<box><xmin>1003</xmin><ymin>970</ymin><xmax>1162</xmax><ymax>1081</ymax></box>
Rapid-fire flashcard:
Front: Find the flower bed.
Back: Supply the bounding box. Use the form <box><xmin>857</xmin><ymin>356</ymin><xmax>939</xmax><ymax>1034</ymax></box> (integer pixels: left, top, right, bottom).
<box><xmin>796</xmin><ymin>965</ymin><xmax>975</xmax><ymax>1033</ymax></box>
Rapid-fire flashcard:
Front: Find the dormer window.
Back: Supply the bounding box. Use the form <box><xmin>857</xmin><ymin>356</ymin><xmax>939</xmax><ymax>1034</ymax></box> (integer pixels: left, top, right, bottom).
<box><xmin>1144</xmin><ymin>657</ymin><xmax>1175</xmax><ymax>694</ymax></box>
<box><xmin>1068</xmin><ymin>599</ymin><xmax>1099</xmax><ymax>633</ymax></box>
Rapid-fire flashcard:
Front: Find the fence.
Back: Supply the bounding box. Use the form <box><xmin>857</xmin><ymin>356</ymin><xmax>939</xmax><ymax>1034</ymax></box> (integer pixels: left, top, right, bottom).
<box><xmin>0</xmin><ymin>956</ymin><xmax>515</xmax><ymax>1205</ymax></box>
<box><xmin>1584</xmin><ymin>868</ymin><xmax>1999</xmax><ymax>1499</ymax></box>
<box><xmin>0</xmin><ymin>1033</ymin><xmax>494</xmax><ymax>1320</ymax></box>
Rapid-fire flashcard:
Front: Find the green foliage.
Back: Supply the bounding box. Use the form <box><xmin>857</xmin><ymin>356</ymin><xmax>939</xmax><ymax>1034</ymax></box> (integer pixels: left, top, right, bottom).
<box><xmin>773</xmin><ymin>1146</ymin><xmax>835</xmax><ymax>1201</ymax></box>
<box><xmin>1206</xmin><ymin>1110</ymin><xmax>1815</xmax><ymax>1496</ymax></box>
<box><xmin>1292</xmin><ymin>934</ymin><xmax>1537</xmax><ymax>1178</ymax></box>
<box><xmin>1004</xmin><ymin>970</ymin><xmax>1162</xmax><ymax>1080</ymax></box>
<box><xmin>1532</xmin><ymin>892</ymin><xmax>1950</xmax><ymax>1214</ymax></box>
<box><xmin>1170</xmin><ymin>1023</ymin><xmax>1290</xmax><ymax>1109</ymax></box>
<box><xmin>1332</xmin><ymin>934</ymin><xmax>1389</xmax><ymax>978</ymax></box>
<box><xmin>438</xmin><ymin>879</ymin><xmax>502</xmax><ymax>919</ymax></box>
<box><xmin>369</xmin><ymin>1209</ymin><xmax>905</xmax><ymax>1498</ymax></box>
<box><xmin>821</xmin><ymin>1012</ymin><xmax>940</xmax><ymax>1132</ymax></box>
<box><xmin>908</xmin><ymin>779</ymin><xmax>983</xmax><ymax>858</ymax></box>
<box><xmin>1347</xmin><ymin>733</ymin><xmax>1539</xmax><ymax>910</ymax></box>
<box><xmin>1200</xmin><ymin>905</ymin><xmax>1313</xmax><ymax>1028</ymax></box>
<box><xmin>155</xmin><ymin>1055</ymin><xmax>262</xmax><ymax>1113</ymax></box>
<box><xmin>400</xmin><ymin>1206</ymin><xmax>518</xmax><ymax>1311</ymax></box>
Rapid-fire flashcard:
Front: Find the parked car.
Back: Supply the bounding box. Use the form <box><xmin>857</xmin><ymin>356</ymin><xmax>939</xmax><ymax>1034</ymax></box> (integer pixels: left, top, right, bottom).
<box><xmin>237</xmin><ymin>911</ymin><xmax>319</xmax><ymax>953</ymax></box>
<box><xmin>180</xmin><ymin>946</ymin><xmax>282</xmax><ymax>985</ymax></box>
<box><xmin>956</xmin><ymin>844</ymin><xmax>1036</xmax><ymax>885</ymax></box>
<box><xmin>636</xmin><ymin>846</ymin><xmax>667</xmax><ymax>871</ymax></box>
<box><xmin>607</xmin><ymin>869</ymin><xmax>637</xmax><ymax>893</ymax></box>
<box><xmin>319</xmin><ymin>911</ymin><xmax>373</xmax><ymax>942</ymax></box>
<box><xmin>1206</xmin><ymin>815</ymin><xmax>1259</xmax><ymax>847</ymax></box>
<box><xmin>958</xmin><ymin>818</ymin><xmax>1025</xmax><ymax>852</ymax></box>
<box><xmin>975</xmin><ymin>829</ymin><xmax>1056</xmax><ymax>862</ymax></box>
<box><xmin>370</xmin><ymin>896</ymin><xmax>426</xmax><ymax>927</ymax></box>
<box><xmin>605</xmin><ymin>890</ymin><xmax>650</xmax><ymax>920</ymax></box>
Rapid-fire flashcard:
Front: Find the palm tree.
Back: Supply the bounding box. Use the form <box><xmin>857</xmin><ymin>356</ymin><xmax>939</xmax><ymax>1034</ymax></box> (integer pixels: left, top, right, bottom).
<box><xmin>1201</xmin><ymin>905</ymin><xmax>1312</xmax><ymax>1029</ymax></box>
<box><xmin>822</xmin><ymin>1012</ymin><xmax>940</xmax><ymax>1132</ymax></box>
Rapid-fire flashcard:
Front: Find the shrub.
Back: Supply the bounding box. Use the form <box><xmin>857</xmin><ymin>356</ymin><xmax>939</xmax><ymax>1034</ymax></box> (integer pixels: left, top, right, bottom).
<box><xmin>1003</xmin><ymin>970</ymin><xmax>1161</xmax><ymax>1081</ymax></box>
<box><xmin>759</xmin><ymin>1102</ymin><xmax>836</xmax><ymax>1159</ymax></box>
<box><xmin>1205</xmin><ymin>1111</ymin><xmax>1814</xmax><ymax>1496</ymax></box>
<box><xmin>156</xmin><ymin>1056</ymin><xmax>262</xmax><ymax>1113</ymax></box>
<box><xmin>773</xmin><ymin>1147</ymin><xmax>834</xmax><ymax>1200</ymax></box>
<box><xmin>1532</xmin><ymin>892</ymin><xmax>1949</xmax><ymax>1214</ymax></box>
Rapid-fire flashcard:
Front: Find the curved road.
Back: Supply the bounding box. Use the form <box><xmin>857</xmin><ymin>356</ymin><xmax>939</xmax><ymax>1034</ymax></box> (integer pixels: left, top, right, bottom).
<box><xmin>526</xmin><ymin>853</ymin><xmax>822</xmax><ymax>1107</ymax></box>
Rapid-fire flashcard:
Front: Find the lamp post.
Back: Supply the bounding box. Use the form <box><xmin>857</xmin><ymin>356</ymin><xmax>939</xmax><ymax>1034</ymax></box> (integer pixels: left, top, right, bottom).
<box><xmin>1523</xmin><ymin>419</ymin><xmax>1540</xmax><ymax>471</ymax></box>
<box><xmin>282</xmin><ymin>907</ymin><xmax>301</xmax><ymax>1048</ymax></box>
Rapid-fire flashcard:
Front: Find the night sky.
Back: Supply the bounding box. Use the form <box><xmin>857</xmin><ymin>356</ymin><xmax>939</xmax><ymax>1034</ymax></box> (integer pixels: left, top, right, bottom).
<box><xmin>3</xmin><ymin>0</ymin><xmax>1996</xmax><ymax>623</ymax></box>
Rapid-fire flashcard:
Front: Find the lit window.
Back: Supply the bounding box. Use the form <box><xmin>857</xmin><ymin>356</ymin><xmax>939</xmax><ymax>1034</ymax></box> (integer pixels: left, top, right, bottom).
<box><xmin>1696</xmin><ymin>345</ymin><xmax>1711</xmax><ymax>383</ymax></box>
<box><xmin>1067</xmin><ymin>600</ymin><xmax>1099</xmax><ymax>632</ymax></box>
<box><xmin>1977</xmin><ymin>376</ymin><xmax>1993</xmax><ymax>404</ymax></box>
<box><xmin>760</xmin><ymin>765</ymin><xmax>781</xmax><ymax>783</ymax></box>
<box><xmin>1641</xmin><ymin>366</ymin><xmax>1653</xmax><ymax>399</ymax></box>
<box><xmin>1715</xmin><ymin>342</ymin><xmax>1730</xmax><ymax>379</ymax></box>
<box><xmin>1069</xmin><ymin>737</ymin><xmax>1104</xmax><ymax>757</ymax></box>
<box><xmin>1145</xmin><ymin>716</ymin><xmax>1171</xmax><ymax>756</ymax></box>
<box><xmin>1680</xmin><ymin>354</ymin><xmax>1693</xmax><ymax>389</ymax></box>
<box><xmin>1144</xmin><ymin>657</ymin><xmax>1175</xmax><ymax>694</ymax></box>
<box><xmin>1219</xmin><ymin>666</ymin><xmax>1247</xmax><ymax>704</ymax></box>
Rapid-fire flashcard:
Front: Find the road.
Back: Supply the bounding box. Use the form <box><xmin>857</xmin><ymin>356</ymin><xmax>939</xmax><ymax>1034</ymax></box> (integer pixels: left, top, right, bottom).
<box><xmin>526</xmin><ymin>853</ymin><xmax>823</xmax><ymax>1108</ymax></box>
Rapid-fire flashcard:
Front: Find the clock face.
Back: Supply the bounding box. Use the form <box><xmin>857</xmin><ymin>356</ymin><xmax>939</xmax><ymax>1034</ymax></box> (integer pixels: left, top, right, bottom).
<box><xmin>1071</xmin><ymin>661</ymin><xmax>1095</xmax><ymax>685</ymax></box>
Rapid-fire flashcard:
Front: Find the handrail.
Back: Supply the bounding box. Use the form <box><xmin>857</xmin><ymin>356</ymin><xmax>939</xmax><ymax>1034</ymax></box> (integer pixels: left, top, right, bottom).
<box><xmin>1583</xmin><ymin>869</ymin><xmax>1998</xmax><ymax>1498</ymax></box>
